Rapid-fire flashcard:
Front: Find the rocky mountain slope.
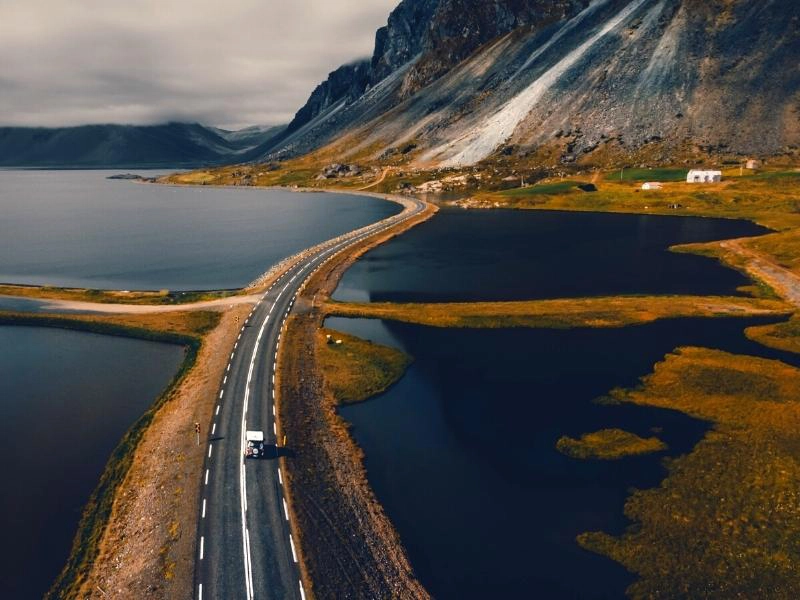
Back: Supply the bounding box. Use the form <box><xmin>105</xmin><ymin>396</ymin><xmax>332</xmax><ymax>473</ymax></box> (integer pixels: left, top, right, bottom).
<box><xmin>0</xmin><ymin>122</ymin><xmax>284</xmax><ymax>167</ymax></box>
<box><xmin>260</xmin><ymin>0</ymin><xmax>800</xmax><ymax>168</ymax></box>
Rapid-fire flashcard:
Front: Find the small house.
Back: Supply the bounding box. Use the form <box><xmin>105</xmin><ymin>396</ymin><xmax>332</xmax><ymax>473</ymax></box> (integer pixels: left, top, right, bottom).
<box><xmin>746</xmin><ymin>159</ymin><xmax>761</xmax><ymax>170</ymax></box>
<box><xmin>687</xmin><ymin>170</ymin><xmax>722</xmax><ymax>183</ymax></box>
<box><xmin>641</xmin><ymin>182</ymin><xmax>663</xmax><ymax>190</ymax></box>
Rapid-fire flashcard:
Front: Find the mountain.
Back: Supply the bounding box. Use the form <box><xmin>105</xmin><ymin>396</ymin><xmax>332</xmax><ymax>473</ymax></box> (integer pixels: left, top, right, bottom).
<box><xmin>0</xmin><ymin>122</ymin><xmax>285</xmax><ymax>168</ymax></box>
<box><xmin>259</xmin><ymin>0</ymin><xmax>800</xmax><ymax>168</ymax></box>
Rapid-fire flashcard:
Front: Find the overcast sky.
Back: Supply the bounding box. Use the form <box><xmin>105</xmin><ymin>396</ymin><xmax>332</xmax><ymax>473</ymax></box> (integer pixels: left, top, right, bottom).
<box><xmin>0</xmin><ymin>0</ymin><xmax>399</xmax><ymax>129</ymax></box>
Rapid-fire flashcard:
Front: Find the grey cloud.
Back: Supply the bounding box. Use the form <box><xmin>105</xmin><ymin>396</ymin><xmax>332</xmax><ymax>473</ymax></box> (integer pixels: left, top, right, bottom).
<box><xmin>0</xmin><ymin>0</ymin><xmax>399</xmax><ymax>128</ymax></box>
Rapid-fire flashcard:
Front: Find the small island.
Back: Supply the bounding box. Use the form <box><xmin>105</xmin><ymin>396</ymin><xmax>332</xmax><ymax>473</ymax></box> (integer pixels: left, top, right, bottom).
<box><xmin>556</xmin><ymin>428</ymin><xmax>667</xmax><ymax>460</ymax></box>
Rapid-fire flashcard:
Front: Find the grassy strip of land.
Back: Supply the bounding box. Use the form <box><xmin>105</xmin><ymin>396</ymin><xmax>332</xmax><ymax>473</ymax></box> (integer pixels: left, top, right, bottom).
<box><xmin>479</xmin><ymin>171</ymin><xmax>800</xmax><ymax>231</ymax></box>
<box><xmin>0</xmin><ymin>310</ymin><xmax>222</xmax><ymax>600</ymax></box>
<box><xmin>578</xmin><ymin>347</ymin><xmax>800</xmax><ymax>598</ymax></box>
<box><xmin>557</xmin><ymin>429</ymin><xmax>666</xmax><ymax>460</ymax></box>
<box><xmin>746</xmin><ymin>316</ymin><xmax>800</xmax><ymax>354</ymax></box>
<box><xmin>0</xmin><ymin>283</ymin><xmax>237</xmax><ymax>305</ymax></box>
<box><xmin>316</xmin><ymin>328</ymin><xmax>412</xmax><ymax>405</ymax></box>
<box><xmin>324</xmin><ymin>296</ymin><xmax>790</xmax><ymax>329</ymax></box>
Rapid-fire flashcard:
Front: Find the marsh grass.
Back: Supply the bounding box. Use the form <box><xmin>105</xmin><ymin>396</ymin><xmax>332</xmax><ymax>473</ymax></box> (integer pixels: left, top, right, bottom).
<box><xmin>324</xmin><ymin>296</ymin><xmax>789</xmax><ymax>330</ymax></box>
<box><xmin>317</xmin><ymin>328</ymin><xmax>412</xmax><ymax>405</ymax></box>
<box><xmin>557</xmin><ymin>429</ymin><xmax>667</xmax><ymax>460</ymax></box>
<box><xmin>0</xmin><ymin>283</ymin><xmax>237</xmax><ymax>305</ymax></box>
<box><xmin>578</xmin><ymin>347</ymin><xmax>800</xmax><ymax>598</ymax></box>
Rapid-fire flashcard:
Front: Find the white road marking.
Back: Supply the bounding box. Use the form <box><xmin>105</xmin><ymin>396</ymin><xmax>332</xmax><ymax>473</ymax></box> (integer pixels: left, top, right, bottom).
<box><xmin>223</xmin><ymin>376</ymin><xmax>227</xmax><ymax>385</ymax></box>
<box><xmin>245</xmin><ymin>528</ymin><xmax>254</xmax><ymax>598</ymax></box>
<box><xmin>216</xmin><ymin>405</ymin><xmax>220</xmax><ymax>416</ymax></box>
<box><xmin>230</xmin><ymin>352</ymin><xmax>235</xmax><ymax>360</ymax></box>
<box><xmin>208</xmin><ymin>444</ymin><xmax>213</xmax><ymax>458</ymax></box>
<box><xmin>273</xmin><ymin>423</ymin><xmax>277</xmax><ymax>435</ymax></box>
<box><xmin>219</xmin><ymin>390</ymin><xmax>224</xmax><ymax>399</ymax></box>
<box><xmin>289</xmin><ymin>534</ymin><xmax>298</xmax><ymax>562</ymax></box>
<box><xmin>199</xmin><ymin>583</ymin><xmax>203</xmax><ymax>600</ymax></box>
<box><xmin>212</xmin><ymin>422</ymin><xmax>216</xmax><ymax>435</ymax></box>
<box><xmin>205</xmin><ymin>469</ymin><xmax>209</xmax><ymax>485</ymax></box>
<box><xmin>202</xmin><ymin>498</ymin><xmax>206</xmax><ymax>518</ymax></box>
<box><xmin>299</xmin><ymin>581</ymin><xmax>306</xmax><ymax>600</ymax></box>
<box><xmin>283</xmin><ymin>498</ymin><xmax>289</xmax><ymax>520</ymax></box>
<box><xmin>200</xmin><ymin>536</ymin><xmax>204</xmax><ymax>560</ymax></box>
<box><xmin>278</xmin><ymin>468</ymin><xmax>282</xmax><ymax>484</ymax></box>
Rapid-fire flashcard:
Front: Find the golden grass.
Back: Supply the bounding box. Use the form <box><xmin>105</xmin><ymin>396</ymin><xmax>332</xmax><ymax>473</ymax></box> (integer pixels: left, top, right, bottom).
<box><xmin>557</xmin><ymin>429</ymin><xmax>666</xmax><ymax>460</ymax></box>
<box><xmin>579</xmin><ymin>347</ymin><xmax>800</xmax><ymax>598</ymax></box>
<box><xmin>324</xmin><ymin>296</ymin><xmax>790</xmax><ymax>329</ymax></box>
<box><xmin>0</xmin><ymin>283</ymin><xmax>236</xmax><ymax>305</ymax></box>
<box><xmin>0</xmin><ymin>309</ymin><xmax>220</xmax><ymax>338</ymax></box>
<box><xmin>746</xmin><ymin>316</ymin><xmax>800</xmax><ymax>354</ymax></box>
<box><xmin>473</xmin><ymin>171</ymin><xmax>800</xmax><ymax>231</ymax></box>
<box><xmin>316</xmin><ymin>328</ymin><xmax>412</xmax><ymax>405</ymax></box>
<box><xmin>747</xmin><ymin>229</ymin><xmax>800</xmax><ymax>275</ymax></box>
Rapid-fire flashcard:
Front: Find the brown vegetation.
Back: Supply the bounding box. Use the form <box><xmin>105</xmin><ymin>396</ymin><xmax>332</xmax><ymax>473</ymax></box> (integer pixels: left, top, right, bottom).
<box><xmin>317</xmin><ymin>328</ymin><xmax>412</xmax><ymax>405</ymax></box>
<box><xmin>324</xmin><ymin>295</ymin><xmax>790</xmax><ymax>329</ymax></box>
<box><xmin>579</xmin><ymin>348</ymin><xmax>800</xmax><ymax>598</ymax></box>
<box><xmin>557</xmin><ymin>429</ymin><xmax>666</xmax><ymax>460</ymax></box>
<box><xmin>0</xmin><ymin>283</ymin><xmax>237</xmax><ymax>305</ymax></box>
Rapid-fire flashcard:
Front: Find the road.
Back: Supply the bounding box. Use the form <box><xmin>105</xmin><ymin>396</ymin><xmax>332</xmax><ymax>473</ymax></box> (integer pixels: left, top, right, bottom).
<box><xmin>195</xmin><ymin>195</ymin><xmax>427</xmax><ymax>600</ymax></box>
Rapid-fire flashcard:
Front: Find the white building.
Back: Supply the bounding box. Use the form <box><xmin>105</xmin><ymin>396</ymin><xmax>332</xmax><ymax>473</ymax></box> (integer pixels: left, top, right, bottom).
<box><xmin>641</xmin><ymin>182</ymin><xmax>663</xmax><ymax>190</ymax></box>
<box><xmin>687</xmin><ymin>170</ymin><xmax>722</xmax><ymax>183</ymax></box>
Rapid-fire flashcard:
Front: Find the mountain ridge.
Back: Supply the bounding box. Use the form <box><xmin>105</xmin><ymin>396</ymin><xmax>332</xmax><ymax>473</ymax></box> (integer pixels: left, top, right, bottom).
<box><xmin>0</xmin><ymin>122</ymin><xmax>285</xmax><ymax>168</ymax></box>
<box><xmin>258</xmin><ymin>0</ymin><xmax>800</xmax><ymax>168</ymax></box>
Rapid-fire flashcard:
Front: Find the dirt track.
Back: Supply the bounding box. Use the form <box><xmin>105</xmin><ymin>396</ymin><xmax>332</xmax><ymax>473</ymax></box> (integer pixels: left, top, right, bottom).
<box><xmin>721</xmin><ymin>239</ymin><xmax>800</xmax><ymax>307</ymax></box>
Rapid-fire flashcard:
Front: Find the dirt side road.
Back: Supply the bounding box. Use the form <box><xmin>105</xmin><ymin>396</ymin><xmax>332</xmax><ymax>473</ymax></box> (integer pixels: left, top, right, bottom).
<box><xmin>721</xmin><ymin>239</ymin><xmax>800</xmax><ymax>307</ymax></box>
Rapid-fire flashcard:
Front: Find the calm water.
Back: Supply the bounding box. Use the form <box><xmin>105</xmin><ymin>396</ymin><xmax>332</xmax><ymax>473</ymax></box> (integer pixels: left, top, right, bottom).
<box><xmin>0</xmin><ymin>170</ymin><xmax>400</xmax><ymax>290</ymax></box>
<box><xmin>334</xmin><ymin>316</ymin><xmax>797</xmax><ymax>599</ymax></box>
<box><xmin>0</xmin><ymin>327</ymin><xmax>184</xmax><ymax>599</ymax></box>
<box><xmin>334</xmin><ymin>208</ymin><xmax>769</xmax><ymax>302</ymax></box>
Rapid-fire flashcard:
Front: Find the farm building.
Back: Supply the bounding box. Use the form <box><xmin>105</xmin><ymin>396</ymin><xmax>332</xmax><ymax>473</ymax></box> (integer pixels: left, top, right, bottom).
<box><xmin>687</xmin><ymin>170</ymin><xmax>722</xmax><ymax>183</ymax></box>
<box><xmin>641</xmin><ymin>182</ymin><xmax>663</xmax><ymax>190</ymax></box>
<box><xmin>746</xmin><ymin>159</ymin><xmax>761</xmax><ymax>169</ymax></box>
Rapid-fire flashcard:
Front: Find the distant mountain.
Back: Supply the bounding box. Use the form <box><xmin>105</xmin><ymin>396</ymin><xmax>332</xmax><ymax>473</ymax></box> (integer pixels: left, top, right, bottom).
<box><xmin>258</xmin><ymin>0</ymin><xmax>800</xmax><ymax>168</ymax></box>
<box><xmin>0</xmin><ymin>122</ymin><xmax>285</xmax><ymax>168</ymax></box>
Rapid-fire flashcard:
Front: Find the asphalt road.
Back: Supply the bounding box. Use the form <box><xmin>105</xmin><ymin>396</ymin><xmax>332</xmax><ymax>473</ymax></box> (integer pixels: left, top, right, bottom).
<box><xmin>195</xmin><ymin>195</ymin><xmax>426</xmax><ymax>600</ymax></box>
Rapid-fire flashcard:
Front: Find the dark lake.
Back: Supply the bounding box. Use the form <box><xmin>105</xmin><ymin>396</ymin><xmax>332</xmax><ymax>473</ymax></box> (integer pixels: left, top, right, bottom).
<box><xmin>0</xmin><ymin>170</ymin><xmax>400</xmax><ymax>291</ymax></box>
<box><xmin>333</xmin><ymin>208</ymin><xmax>769</xmax><ymax>302</ymax></box>
<box><xmin>333</xmin><ymin>316</ymin><xmax>797</xmax><ymax>599</ymax></box>
<box><xmin>0</xmin><ymin>326</ymin><xmax>184</xmax><ymax>599</ymax></box>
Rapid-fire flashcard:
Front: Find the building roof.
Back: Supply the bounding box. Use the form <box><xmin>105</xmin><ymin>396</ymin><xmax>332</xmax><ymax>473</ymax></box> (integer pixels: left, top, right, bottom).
<box><xmin>246</xmin><ymin>430</ymin><xmax>264</xmax><ymax>442</ymax></box>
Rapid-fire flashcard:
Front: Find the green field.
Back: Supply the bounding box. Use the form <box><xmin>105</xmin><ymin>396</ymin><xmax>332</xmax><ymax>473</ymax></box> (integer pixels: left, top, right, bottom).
<box><xmin>610</xmin><ymin>168</ymin><xmax>689</xmax><ymax>182</ymax></box>
<box><xmin>501</xmin><ymin>180</ymin><xmax>588</xmax><ymax>197</ymax></box>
